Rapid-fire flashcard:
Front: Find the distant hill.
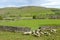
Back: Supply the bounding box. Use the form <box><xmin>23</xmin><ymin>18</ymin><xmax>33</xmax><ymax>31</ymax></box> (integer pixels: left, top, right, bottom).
<box><xmin>0</xmin><ymin>6</ymin><xmax>60</xmax><ymax>17</ymax></box>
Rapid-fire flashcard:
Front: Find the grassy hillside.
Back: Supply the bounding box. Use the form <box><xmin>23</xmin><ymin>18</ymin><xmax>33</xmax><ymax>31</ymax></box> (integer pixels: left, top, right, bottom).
<box><xmin>0</xmin><ymin>6</ymin><xmax>55</xmax><ymax>17</ymax></box>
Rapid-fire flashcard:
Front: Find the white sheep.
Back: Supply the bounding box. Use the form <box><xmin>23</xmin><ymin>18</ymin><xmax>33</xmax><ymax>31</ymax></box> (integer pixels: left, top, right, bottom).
<box><xmin>32</xmin><ymin>30</ymin><xmax>41</xmax><ymax>37</ymax></box>
<box><xmin>50</xmin><ymin>29</ymin><xmax>57</xmax><ymax>33</ymax></box>
<box><xmin>23</xmin><ymin>31</ymin><xmax>32</xmax><ymax>35</ymax></box>
<box><xmin>40</xmin><ymin>32</ymin><xmax>44</xmax><ymax>35</ymax></box>
<box><xmin>44</xmin><ymin>32</ymin><xmax>51</xmax><ymax>36</ymax></box>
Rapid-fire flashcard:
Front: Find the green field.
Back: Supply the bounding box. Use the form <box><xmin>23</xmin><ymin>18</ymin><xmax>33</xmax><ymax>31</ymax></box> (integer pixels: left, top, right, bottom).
<box><xmin>0</xmin><ymin>19</ymin><xmax>60</xmax><ymax>40</ymax></box>
<box><xmin>0</xmin><ymin>19</ymin><xmax>60</xmax><ymax>29</ymax></box>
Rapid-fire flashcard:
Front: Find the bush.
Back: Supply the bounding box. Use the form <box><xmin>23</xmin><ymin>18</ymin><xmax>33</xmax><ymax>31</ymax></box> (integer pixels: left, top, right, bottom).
<box><xmin>0</xmin><ymin>16</ymin><xmax>3</xmax><ymax>20</ymax></box>
<box><xmin>33</xmin><ymin>16</ymin><xmax>36</xmax><ymax>19</ymax></box>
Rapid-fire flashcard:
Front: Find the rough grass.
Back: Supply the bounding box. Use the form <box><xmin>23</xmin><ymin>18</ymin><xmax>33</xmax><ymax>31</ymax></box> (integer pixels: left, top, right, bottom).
<box><xmin>0</xmin><ymin>19</ymin><xmax>60</xmax><ymax>40</ymax></box>
<box><xmin>0</xmin><ymin>29</ymin><xmax>60</xmax><ymax>40</ymax></box>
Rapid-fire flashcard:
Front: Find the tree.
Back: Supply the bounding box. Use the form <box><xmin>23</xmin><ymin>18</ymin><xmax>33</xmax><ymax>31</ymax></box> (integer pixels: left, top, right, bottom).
<box><xmin>33</xmin><ymin>15</ymin><xmax>36</xmax><ymax>19</ymax></box>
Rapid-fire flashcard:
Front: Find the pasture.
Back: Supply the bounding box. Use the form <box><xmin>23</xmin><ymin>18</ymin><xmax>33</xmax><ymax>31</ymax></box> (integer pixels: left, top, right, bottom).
<box><xmin>0</xmin><ymin>19</ymin><xmax>60</xmax><ymax>29</ymax></box>
<box><xmin>0</xmin><ymin>19</ymin><xmax>60</xmax><ymax>40</ymax></box>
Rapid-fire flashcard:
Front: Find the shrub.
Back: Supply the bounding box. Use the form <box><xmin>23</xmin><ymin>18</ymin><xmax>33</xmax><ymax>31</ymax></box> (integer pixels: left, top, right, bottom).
<box><xmin>0</xmin><ymin>16</ymin><xmax>3</xmax><ymax>20</ymax></box>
